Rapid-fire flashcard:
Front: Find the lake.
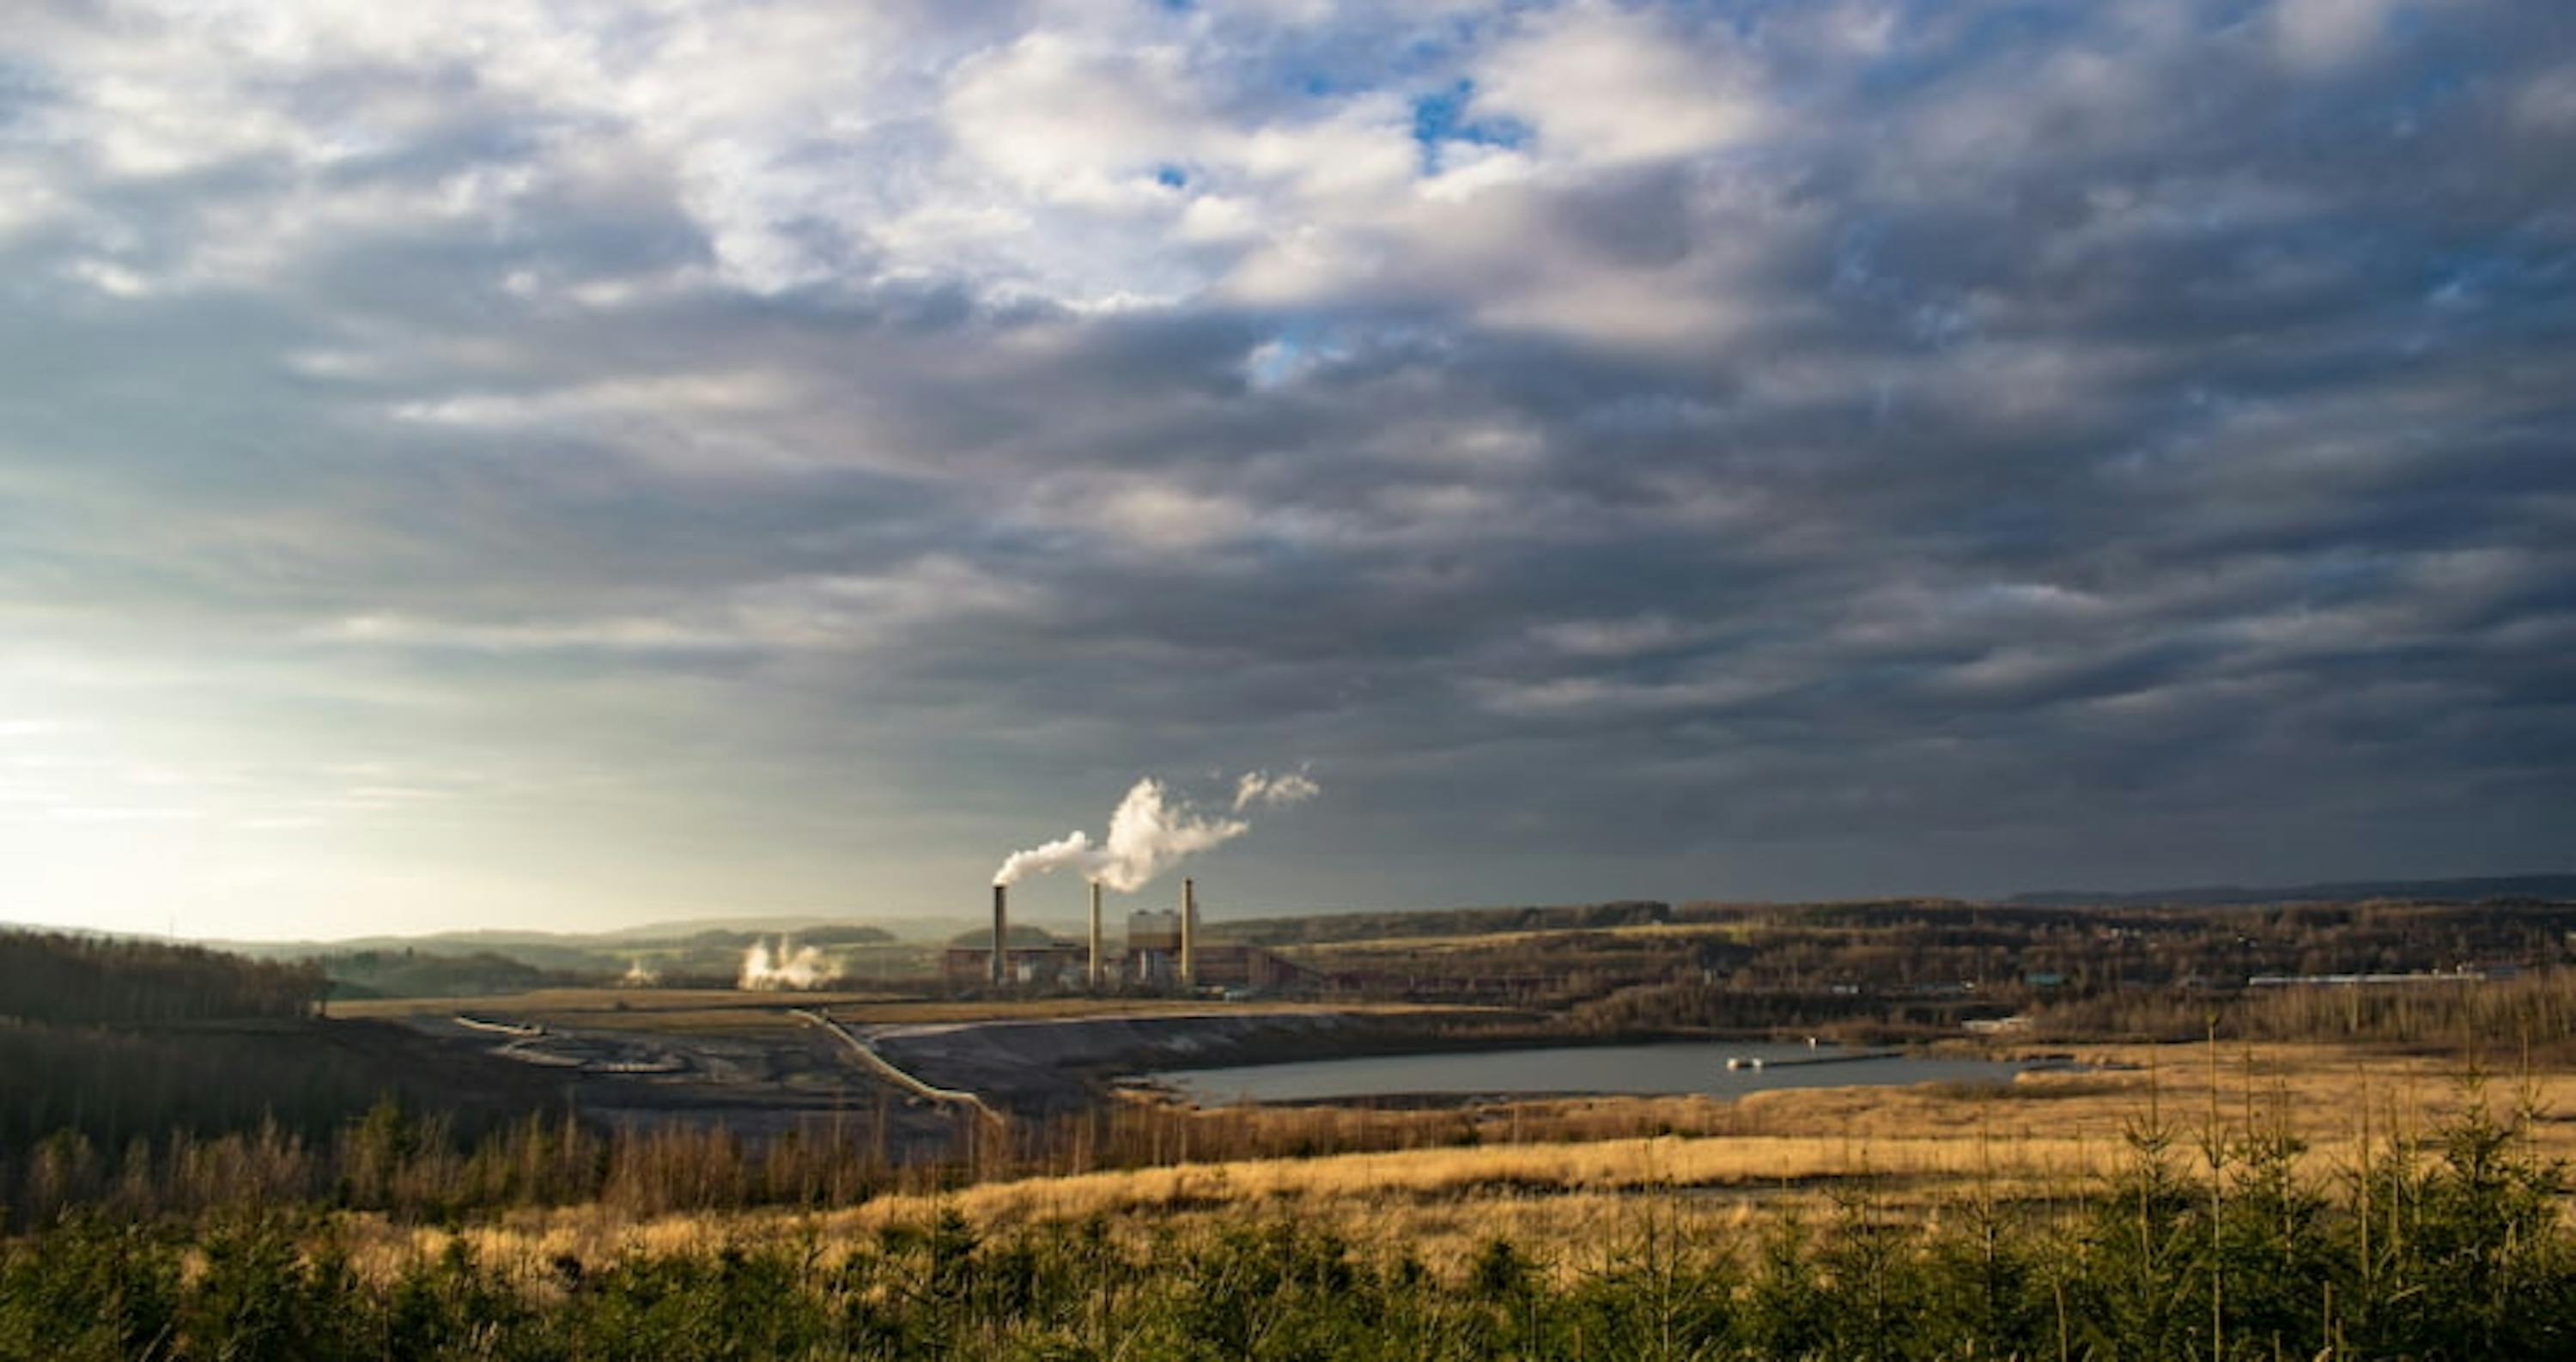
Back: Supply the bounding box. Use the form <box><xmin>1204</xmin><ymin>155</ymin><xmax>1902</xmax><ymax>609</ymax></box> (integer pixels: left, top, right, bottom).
<box><xmin>1148</xmin><ymin>1040</ymin><xmax>2043</xmax><ymax>1105</ymax></box>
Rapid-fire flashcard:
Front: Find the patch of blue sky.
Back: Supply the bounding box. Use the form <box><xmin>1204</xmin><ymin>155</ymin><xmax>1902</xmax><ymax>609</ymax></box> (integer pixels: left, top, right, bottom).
<box><xmin>1242</xmin><ymin>353</ymin><xmax>1297</xmax><ymax>394</ymax></box>
<box><xmin>2423</xmin><ymin>249</ymin><xmax>2572</xmax><ymax>322</ymax></box>
<box><xmin>1242</xmin><ymin>321</ymin><xmax>1345</xmax><ymax>391</ymax></box>
<box><xmin>1270</xmin><ymin>8</ymin><xmax>1489</xmax><ymax>103</ymax></box>
<box><xmin>1243</xmin><ymin>335</ymin><xmax>1306</xmax><ymax>390</ymax></box>
<box><xmin>1410</xmin><ymin>81</ymin><xmax>1531</xmax><ymax>173</ymax></box>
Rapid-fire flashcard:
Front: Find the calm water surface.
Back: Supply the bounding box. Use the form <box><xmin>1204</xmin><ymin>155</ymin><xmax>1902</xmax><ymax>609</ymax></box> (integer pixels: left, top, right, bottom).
<box><xmin>1149</xmin><ymin>1041</ymin><xmax>2039</xmax><ymax>1105</ymax></box>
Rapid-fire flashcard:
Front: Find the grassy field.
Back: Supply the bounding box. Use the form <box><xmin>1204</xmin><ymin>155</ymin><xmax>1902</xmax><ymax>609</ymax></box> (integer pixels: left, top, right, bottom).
<box><xmin>299</xmin><ymin>1040</ymin><xmax>2576</xmax><ymax>1280</ymax></box>
<box><xmin>14</xmin><ymin>1019</ymin><xmax>2574</xmax><ymax>1359</ymax></box>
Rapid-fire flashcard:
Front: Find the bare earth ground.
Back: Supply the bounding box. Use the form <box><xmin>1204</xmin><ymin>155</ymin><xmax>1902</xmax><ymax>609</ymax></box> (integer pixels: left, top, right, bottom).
<box><xmin>331</xmin><ymin>989</ymin><xmax>1468</xmax><ymax>1030</ymax></box>
<box><xmin>331</xmin><ymin>988</ymin><xmax>1502</xmax><ymax>1134</ymax></box>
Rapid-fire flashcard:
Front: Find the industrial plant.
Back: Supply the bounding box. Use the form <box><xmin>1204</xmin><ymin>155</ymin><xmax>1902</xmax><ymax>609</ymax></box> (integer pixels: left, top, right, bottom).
<box><xmin>944</xmin><ymin>876</ymin><xmax>1311</xmax><ymax>995</ymax></box>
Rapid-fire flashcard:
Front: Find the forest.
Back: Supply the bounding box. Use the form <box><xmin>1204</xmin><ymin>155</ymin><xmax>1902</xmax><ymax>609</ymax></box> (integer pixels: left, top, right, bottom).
<box><xmin>11</xmin><ymin>916</ymin><xmax>2576</xmax><ymax>1358</ymax></box>
<box><xmin>0</xmin><ymin>933</ymin><xmax>565</xmax><ymax>1157</ymax></box>
<box><xmin>5</xmin><ymin>1091</ymin><xmax>2573</xmax><ymax>1359</ymax></box>
<box><xmin>0</xmin><ymin>931</ymin><xmax>325</xmax><ymax>1026</ymax></box>
<box><xmin>1282</xmin><ymin>897</ymin><xmax>2576</xmax><ymax>1033</ymax></box>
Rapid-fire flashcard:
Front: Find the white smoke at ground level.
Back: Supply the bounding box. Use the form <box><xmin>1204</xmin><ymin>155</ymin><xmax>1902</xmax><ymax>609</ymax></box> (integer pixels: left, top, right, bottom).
<box><xmin>619</xmin><ymin>958</ymin><xmax>661</xmax><ymax>987</ymax></box>
<box><xmin>738</xmin><ymin>935</ymin><xmax>836</xmax><ymax>990</ymax></box>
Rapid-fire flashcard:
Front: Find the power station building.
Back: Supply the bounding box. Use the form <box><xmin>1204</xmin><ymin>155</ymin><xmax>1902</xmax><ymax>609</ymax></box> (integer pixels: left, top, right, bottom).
<box><xmin>942</xmin><ymin>879</ymin><xmax>1313</xmax><ymax>994</ymax></box>
<box><xmin>1124</xmin><ymin>909</ymin><xmax>1182</xmax><ymax>984</ymax></box>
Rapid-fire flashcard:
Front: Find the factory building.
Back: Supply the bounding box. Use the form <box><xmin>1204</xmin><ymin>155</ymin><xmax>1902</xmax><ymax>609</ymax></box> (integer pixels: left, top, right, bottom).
<box><xmin>940</xmin><ymin>940</ymin><xmax>1089</xmax><ymax>989</ymax></box>
<box><xmin>944</xmin><ymin>879</ymin><xmax>1312</xmax><ymax>995</ymax></box>
<box><xmin>944</xmin><ymin>936</ymin><xmax>1310</xmax><ymax>994</ymax></box>
<box><xmin>1124</xmin><ymin>909</ymin><xmax>1182</xmax><ymax>984</ymax></box>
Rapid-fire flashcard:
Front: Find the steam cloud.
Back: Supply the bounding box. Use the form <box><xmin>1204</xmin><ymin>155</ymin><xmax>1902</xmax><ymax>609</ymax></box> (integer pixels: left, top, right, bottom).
<box><xmin>738</xmin><ymin>935</ymin><xmax>835</xmax><ymax>990</ymax></box>
<box><xmin>993</xmin><ymin>769</ymin><xmax>1318</xmax><ymax>892</ymax></box>
<box><xmin>1233</xmin><ymin>768</ymin><xmax>1319</xmax><ymax>812</ymax></box>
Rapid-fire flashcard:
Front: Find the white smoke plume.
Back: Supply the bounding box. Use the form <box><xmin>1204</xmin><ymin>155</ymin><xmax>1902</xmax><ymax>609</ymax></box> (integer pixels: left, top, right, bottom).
<box><xmin>993</xmin><ymin>770</ymin><xmax>1317</xmax><ymax>892</ymax></box>
<box><xmin>619</xmin><ymin>958</ymin><xmax>661</xmax><ymax>987</ymax></box>
<box><xmin>1233</xmin><ymin>768</ymin><xmax>1320</xmax><ymax>812</ymax></box>
<box><xmin>991</xmin><ymin>828</ymin><xmax>1100</xmax><ymax>887</ymax></box>
<box><xmin>738</xmin><ymin>935</ymin><xmax>836</xmax><ymax>990</ymax></box>
<box><xmin>1092</xmin><ymin>777</ymin><xmax>1245</xmax><ymax>891</ymax></box>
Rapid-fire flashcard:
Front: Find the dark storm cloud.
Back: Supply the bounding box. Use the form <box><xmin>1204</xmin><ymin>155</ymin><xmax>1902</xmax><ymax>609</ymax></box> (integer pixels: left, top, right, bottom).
<box><xmin>1</xmin><ymin>0</ymin><xmax>2571</xmax><ymax>933</ymax></box>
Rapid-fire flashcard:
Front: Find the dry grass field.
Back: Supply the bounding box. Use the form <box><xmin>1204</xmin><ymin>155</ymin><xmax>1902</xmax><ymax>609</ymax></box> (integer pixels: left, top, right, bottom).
<box><xmin>329</xmin><ymin>1040</ymin><xmax>2576</xmax><ymax>1282</ymax></box>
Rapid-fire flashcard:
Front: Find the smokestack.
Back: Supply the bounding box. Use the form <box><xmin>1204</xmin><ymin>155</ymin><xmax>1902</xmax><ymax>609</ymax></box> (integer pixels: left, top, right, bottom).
<box><xmin>991</xmin><ymin>883</ymin><xmax>1008</xmax><ymax>989</ymax></box>
<box><xmin>1088</xmin><ymin>881</ymin><xmax>1103</xmax><ymax>991</ymax></box>
<box><xmin>1181</xmin><ymin>877</ymin><xmax>1196</xmax><ymax>990</ymax></box>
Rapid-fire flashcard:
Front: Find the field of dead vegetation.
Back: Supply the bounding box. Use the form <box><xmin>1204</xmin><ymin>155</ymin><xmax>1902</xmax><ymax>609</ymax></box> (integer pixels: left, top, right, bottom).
<box><xmin>321</xmin><ymin>1040</ymin><xmax>2576</xmax><ymax>1280</ymax></box>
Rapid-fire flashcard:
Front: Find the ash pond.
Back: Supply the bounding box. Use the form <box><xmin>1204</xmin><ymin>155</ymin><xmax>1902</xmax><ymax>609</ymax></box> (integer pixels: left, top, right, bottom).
<box><xmin>1145</xmin><ymin>1040</ymin><xmax>2052</xmax><ymax>1106</ymax></box>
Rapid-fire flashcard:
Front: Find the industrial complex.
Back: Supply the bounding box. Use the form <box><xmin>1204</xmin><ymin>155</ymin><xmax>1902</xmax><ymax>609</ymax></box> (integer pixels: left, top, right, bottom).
<box><xmin>943</xmin><ymin>877</ymin><xmax>1311</xmax><ymax>995</ymax></box>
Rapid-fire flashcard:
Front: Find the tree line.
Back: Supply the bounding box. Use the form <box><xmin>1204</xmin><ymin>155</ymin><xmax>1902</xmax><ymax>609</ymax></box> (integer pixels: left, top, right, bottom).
<box><xmin>0</xmin><ymin>931</ymin><xmax>325</xmax><ymax>1027</ymax></box>
<box><xmin>3</xmin><ymin>1091</ymin><xmax>2569</xmax><ymax>1359</ymax></box>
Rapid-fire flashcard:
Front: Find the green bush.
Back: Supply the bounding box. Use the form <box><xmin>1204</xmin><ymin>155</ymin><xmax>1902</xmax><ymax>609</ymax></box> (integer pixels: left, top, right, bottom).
<box><xmin>2</xmin><ymin>1086</ymin><xmax>2573</xmax><ymax>1360</ymax></box>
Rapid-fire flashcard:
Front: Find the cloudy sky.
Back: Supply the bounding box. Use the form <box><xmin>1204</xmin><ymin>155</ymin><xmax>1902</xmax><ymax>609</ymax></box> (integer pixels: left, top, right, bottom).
<box><xmin>3</xmin><ymin>0</ymin><xmax>2570</xmax><ymax>940</ymax></box>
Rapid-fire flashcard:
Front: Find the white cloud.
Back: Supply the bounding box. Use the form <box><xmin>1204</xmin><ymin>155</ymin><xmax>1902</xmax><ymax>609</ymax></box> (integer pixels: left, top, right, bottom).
<box><xmin>2272</xmin><ymin>0</ymin><xmax>2401</xmax><ymax>70</ymax></box>
<box><xmin>315</xmin><ymin>556</ymin><xmax>1047</xmax><ymax>658</ymax></box>
<box><xmin>1473</xmin><ymin>2</ymin><xmax>1766</xmax><ymax>167</ymax></box>
<box><xmin>2515</xmin><ymin>63</ymin><xmax>2576</xmax><ymax>131</ymax></box>
<box><xmin>3</xmin><ymin>0</ymin><xmax>2571</xmax><ymax>933</ymax></box>
<box><xmin>944</xmin><ymin>33</ymin><xmax>1211</xmax><ymax>208</ymax></box>
<box><xmin>1531</xmin><ymin>616</ymin><xmax>1685</xmax><ymax>658</ymax></box>
<box><xmin>388</xmin><ymin>370</ymin><xmax>800</xmax><ymax>428</ymax></box>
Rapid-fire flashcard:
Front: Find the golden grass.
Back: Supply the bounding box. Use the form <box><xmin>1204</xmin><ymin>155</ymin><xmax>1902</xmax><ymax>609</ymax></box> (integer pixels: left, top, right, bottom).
<box><xmin>349</xmin><ymin>1189</ymin><xmax>1779</xmax><ymax>1289</ymax></box>
<box><xmin>326</xmin><ymin>1041</ymin><xmax>2576</xmax><ymax>1286</ymax></box>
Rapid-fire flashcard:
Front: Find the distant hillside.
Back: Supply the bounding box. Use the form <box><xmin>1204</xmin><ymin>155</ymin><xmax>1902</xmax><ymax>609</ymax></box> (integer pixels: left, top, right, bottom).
<box><xmin>0</xmin><ymin>930</ymin><xmax>572</xmax><ymax>1154</ymax></box>
<box><xmin>1218</xmin><ymin>901</ymin><xmax>1674</xmax><ymax>946</ymax></box>
<box><xmin>0</xmin><ymin>929</ymin><xmax>326</xmax><ymax>1026</ymax></box>
<box><xmin>2010</xmin><ymin>874</ymin><xmax>2576</xmax><ymax>908</ymax></box>
<box><xmin>945</xmin><ymin>923</ymin><xmax>1071</xmax><ymax>948</ymax></box>
<box><xmin>191</xmin><ymin>918</ymin><xmax>911</xmax><ymax>987</ymax></box>
<box><xmin>315</xmin><ymin>948</ymin><xmax>574</xmax><ymax>1000</ymax></box>
<box><xmin>216</xmin><ymin>917</ymin><xmax>916</xmax><ymax>958</ymax></box>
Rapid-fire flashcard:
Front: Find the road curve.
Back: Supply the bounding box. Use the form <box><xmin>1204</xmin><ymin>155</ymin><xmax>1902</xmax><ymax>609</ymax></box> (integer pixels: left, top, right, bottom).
<box><xmin>791</xmin><ymin>1008</ymin><xmax>1005</xmax><ymax>1123</ymax></box>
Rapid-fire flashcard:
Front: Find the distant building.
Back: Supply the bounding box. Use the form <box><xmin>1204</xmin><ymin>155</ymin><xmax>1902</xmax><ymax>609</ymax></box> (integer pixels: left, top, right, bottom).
<box><xmin>941</xmin><ymin>942</ymin><xmax>1087</xmax><ymax>990</ymax></box>
<box><xmin>942</xmin><ymin>930</ymin><xmax>1314</xmax><ymax>995</ymax></box>
<box><xmin>1172</xmin><ymin>942</ymin><xmax>1315</xmax><ymax>993</ymax></box>
<box><xmin>1125</xmin><ymin>909</ymin><xmax>1183</xmax><ymax>985</ymax></box>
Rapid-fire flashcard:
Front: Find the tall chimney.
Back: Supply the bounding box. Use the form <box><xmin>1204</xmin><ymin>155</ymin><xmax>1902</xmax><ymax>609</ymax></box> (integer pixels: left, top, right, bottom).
<box><xmin>1180</xmin><ymin>877</ymin><xmax>1197</xmax><ymax>990</ymax></box>
<box><xmin>990</xmin><ymin>883</ymin><xmax>1008</xmax><ymax>989</ymax></box>
<box><xmin>1087</xmin><ymin>881</ymin><xmax>1104</xmax><ymax>991</ymax></box>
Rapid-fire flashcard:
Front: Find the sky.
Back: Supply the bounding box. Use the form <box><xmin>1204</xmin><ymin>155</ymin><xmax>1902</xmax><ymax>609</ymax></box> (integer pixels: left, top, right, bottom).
<box><xmin>2</xmin><ymin>0</ymin><xmax>2571</xmax><ymax>941</ymax></box>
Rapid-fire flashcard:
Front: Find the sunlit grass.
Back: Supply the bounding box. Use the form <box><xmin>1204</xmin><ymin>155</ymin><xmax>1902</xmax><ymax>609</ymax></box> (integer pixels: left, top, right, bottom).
<box><xmin>315</xmin><ymin>1040</ymin><xmax>2576</xmax><ymax>1286</ymax></box>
